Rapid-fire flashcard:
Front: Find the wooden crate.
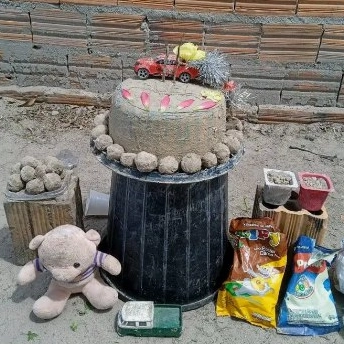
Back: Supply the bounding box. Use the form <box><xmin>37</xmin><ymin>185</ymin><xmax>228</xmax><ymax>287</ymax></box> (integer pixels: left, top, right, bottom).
<box><xmin>4</xmin><ymin>175</ymin><xmax>84</xmax><ymax>265</ymax></box>
<box><xmin>252</xmin><ymin>186</ymin><xmax>328</xmax><ymax>247</ymax></box>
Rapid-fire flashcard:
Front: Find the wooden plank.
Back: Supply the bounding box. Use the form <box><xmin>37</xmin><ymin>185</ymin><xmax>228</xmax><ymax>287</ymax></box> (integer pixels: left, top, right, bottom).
<box><xmin>119</xmin><ymin>0</ymin><xmax>174</xmax><ymax>9</ymax></box>
<box><xmin>204</xmin><ymin>23</ymin><xmax>260</xmax><ymax>57</ymax></box>
<box><xmin>30</xmin><ymin>9</ymin><xmax>87</xmax><ymax>47</ymax></box>
<box><xmin>0</xmin><ymin>8</ymin><xmax>31</xmax><ymax>42</ymax></box>
<box><xmin>148</xmin><ymin>19</ymin><xmax>203</xmax><ymax>48</ymax></box>
<box><xmin>89</xmin><ymin>13</ymin><xmax>145</xmax><ymax>51</ymax></box>
<box><xmin>260</xmin><ymin>24</ymin><xmax>322</xmax><ymax>62</ymax></box>
<box><xmin>318</xmin><ymin>25</ymin><xmax>344</xmax><ymax>63</ymax></box>
<box><xmin>175</xmin><ymin>0</ymin><xmax>233</xmax><ymax>13</ymax></box>
<box><xmin>235</xmin><ymin>0</ymin><xmax>297</xmax><ymax>15</ymax></box>
<box><xmin>297</xmin><ymin>0</ymin><xmax>344</xmax><ymax>16</ymax></box>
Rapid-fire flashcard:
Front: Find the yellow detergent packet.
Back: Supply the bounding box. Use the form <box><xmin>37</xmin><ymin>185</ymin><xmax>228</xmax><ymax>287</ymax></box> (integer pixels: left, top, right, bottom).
<box><xmin>216</xmin><ymin>217</ymin><xmax>288</xmax><ymax>328</ymax></box>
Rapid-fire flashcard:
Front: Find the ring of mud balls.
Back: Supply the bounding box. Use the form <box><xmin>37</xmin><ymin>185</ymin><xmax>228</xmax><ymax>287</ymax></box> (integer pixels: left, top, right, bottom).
<box><xmin>91</xmin><ymin>111</ymin><xmax>243</xmax><ymax>175</ymax></box>
<box><xmin>7</xmin><ymin>156</ymin><xmax>67</xmax><ymax>195</ymax></box>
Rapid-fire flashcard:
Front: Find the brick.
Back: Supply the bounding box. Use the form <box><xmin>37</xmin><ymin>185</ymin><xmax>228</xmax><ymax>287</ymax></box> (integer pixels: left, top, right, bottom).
<box><xmin>30</xmin><ymin>9</ymin><xmax>87</xmax><ymax>48</ymax></box>
<box><xmin>252</xmin><ymin>186</ymin><xmax>328</xmax><ymax>247</ymax></box>
<box><xmin>204</xmin><ymin>23</ymin><xmax>260</xmax><ymax>58</ymax></box>
<box><xmin>0</xmin><ymin>8</ymin><xmax>31</xmax><ymax>42</ymax></box>
<box><xmin>235</xmin><ymin>0</ymin><xmax>297</xmax><ymax>15</ymax></box>
<box><xmin>89</xmin><ymin>13</ymin><xmax>145</xmax><ymax>52</ymax></box>
<box><xmin>4</xmin><ymin>174</ymin><xmax>84</xmax><ymax>265</ymax></box>
<box><xmin>260</xmin><ymin>24</ymin><xmax>322</xmax><ymax>63</ymax></box>
<box><xmin>297</xmin><ymin>0</ymin><xmax>344</xmax><ymax>16</ymax></box>
<box><xmin>175</xmin><ymin>0</ymin><xmax>233</xmax><ymax>13</ymax></box>
<box><xmin>318</xmin><ymin>25</ymin><xmax>344</xmax><ymax>63</ymax></box>
<box><xmin>119</xmin><ymin>0</ymin><xmax>174</xmax><ymax>9</ymax></box>
<box><xmin>148</xmin><ymin>19</ymin><xmax>203</xmax><ymax>50</ymax></box>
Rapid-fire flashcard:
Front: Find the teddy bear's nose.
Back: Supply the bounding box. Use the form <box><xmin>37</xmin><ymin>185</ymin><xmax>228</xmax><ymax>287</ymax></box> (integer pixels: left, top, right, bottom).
<box><xmin>73</xmin><ymin>263</ymin><xmax>80</xmax><ymax>268</ymax></box>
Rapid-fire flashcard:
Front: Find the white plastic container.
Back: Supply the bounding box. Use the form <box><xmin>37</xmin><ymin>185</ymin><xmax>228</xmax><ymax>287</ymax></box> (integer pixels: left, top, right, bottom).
<box><xmin>263</xmin><ymin>168</ymin><xmax>298</xmax><ymax>206</ymax></box>
<box><xmin>84</xmin><ymin>190</ymin><xmax>110</xmax><ymax>216</ymax></box>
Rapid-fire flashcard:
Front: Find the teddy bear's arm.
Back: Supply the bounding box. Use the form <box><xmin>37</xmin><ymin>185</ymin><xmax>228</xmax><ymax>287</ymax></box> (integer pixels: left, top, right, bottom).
<box><xmin>17</xmin><ymin>261</ymin><xmax>40</xmax><ymax>285</ymax></box>
<box><xmin>98</xmin><ymin>252</ymin><xmax>121</xmax><ymax>276</ymax></box>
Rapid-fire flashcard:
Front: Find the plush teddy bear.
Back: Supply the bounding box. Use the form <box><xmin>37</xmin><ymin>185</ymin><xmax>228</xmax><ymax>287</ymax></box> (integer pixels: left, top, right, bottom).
<box><xmin>17</xmin><ymin>224</ymin><xmax>121</xmax><ymax>320</ymax></box>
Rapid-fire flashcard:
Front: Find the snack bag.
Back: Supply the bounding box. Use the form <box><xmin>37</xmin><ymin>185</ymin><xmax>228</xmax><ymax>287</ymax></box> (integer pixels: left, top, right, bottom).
<box><xmin>277</xmin><ymin>236</ymin><xmax>341</xmax><ymax>336</ymax></box>
<box><xmin>216</xmin><ymin>217</ymin><xmax>288</xmax><ymax>328</ymax></box>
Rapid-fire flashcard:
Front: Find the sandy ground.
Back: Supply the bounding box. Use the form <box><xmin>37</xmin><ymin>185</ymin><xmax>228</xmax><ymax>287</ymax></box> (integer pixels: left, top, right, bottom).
<box><xmin>0</xmin><ymin>97</ymin><xmax>344</xmax><ymax>344</ymax></box>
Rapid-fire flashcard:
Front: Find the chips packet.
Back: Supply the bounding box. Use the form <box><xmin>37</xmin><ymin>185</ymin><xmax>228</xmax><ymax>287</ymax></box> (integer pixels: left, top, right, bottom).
<box><xmin>277</xmin><ymin>235</ymin><xmax>341</xmax><ymax>336</ymax></box>
<box><xmin>216</xmin><ymin>217</ymin><xmax>288</xmax><ymax>328</ymax></box>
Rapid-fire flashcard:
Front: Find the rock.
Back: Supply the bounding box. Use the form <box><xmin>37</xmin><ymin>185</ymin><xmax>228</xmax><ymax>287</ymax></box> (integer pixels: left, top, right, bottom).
<box><xmin>43</xmin><ymin>173</ymin><xmax>62</xmax><ymax>191</ymax></box>
<box><xmin>226</xmin><ymin>129</ymin><xmax>244</xmax><ymax>143</ymax></box>
<box><xmin>181</xmin><ymin>153</ymin><xmax>202</xmax><ymax>174</ymax></box>
<box><xmin>21</xmin><ymin>155</ymin><xmax>39</xmax><ymax>169</ymax></box>
<box><xmin>202</xmin><ymin>152</ymin><xmax>218</xmax><ymax>168</ymax></box>
<box><xmin>7</xmin><ymin>174</ymin><xmax>24</xmax><ymax>192</ymax></box>
<box><xmin>94</xmin><ymin>112</ymin><xmax>109</xmax><ymax>126</ymax></box>
<box><xmin>94</xmin><ymin>134</ymin><xmax>113</xmax><ymax>151</ymax></box>
<box><xmin>91</xmin><ymin>124</ymin><xmax>108</xmax><ymax>139</ymax></box>
<box><xmin>26</xmin><ymin>178</ymin><xmax>45</xmax><ymax>194</ymax></box>
<box><xmin>10</xmin><ymin>162</ymin><xmax>21</xmax><ymax>174</ymax></box>
<box><xmin>51</xmin><ymin>110</ymin><xmax>59</xmax><ymax>116</ymax></box>
<box><xmin>158</xmin><ymin>156</ymin><xmax>179</xmax><ymax>174</ymax></box>
<box><xmin>35</xmin><ymin>164</ymin><xmax>47</xmax><ymax>178</ymax></box>
<box><xmin>135</xmin><ymin>151</ymin><xmax>158</xmax><ymax>172</ymax></box>
<box><xmin>222</xmin><ymin>136</ymin><xmax>241</xmax><ymax>154</ymax></box>
<box><xmin>120</xmin><ymin>153</ymin><xmax>136</xmax><ymax>168</ymax></box>
<box><xmin>106</xmin><ymin>144</ymin><xmax>125</xmax><ymax>161</ymax></box>
<box><xmin>226</xmin><ymin>117</ymin><xmax>243</xmax><ymax>131</ymax></box>
<box><xmin>20</xmin><ymin>165</ymin><xmax>36</xmax><ymax>182</ymax></box>
<box><xmin>45</xmin><ymin>157</ymin><xmax>64</xmax><ymax>175</ymax></box>
<box><xmin>212</xmin><ymin>143</ymin><xmax>230</xmax><ymax>164</ymax></box>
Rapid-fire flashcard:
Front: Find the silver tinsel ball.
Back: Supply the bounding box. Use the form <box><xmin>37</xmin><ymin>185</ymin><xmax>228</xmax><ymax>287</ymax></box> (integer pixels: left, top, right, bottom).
<box><xmin>190</xmin><ymin>50</ymin><xmax>231</xmax><ymax>88</ymax></box>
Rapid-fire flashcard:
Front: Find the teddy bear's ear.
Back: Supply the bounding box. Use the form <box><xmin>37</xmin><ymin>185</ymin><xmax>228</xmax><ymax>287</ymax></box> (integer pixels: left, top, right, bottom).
<box><xmin>29</xmin><ymin>235</ymin><xmax>45</xmax><ymax>250</ymax></box>
<box><xmin>85</xmin><ymin>229</ymin><xmax>101</xmax><ymax>246</ymax></box>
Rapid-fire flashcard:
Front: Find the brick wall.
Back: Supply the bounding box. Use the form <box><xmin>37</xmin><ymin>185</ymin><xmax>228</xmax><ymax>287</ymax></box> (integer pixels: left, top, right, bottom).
<box><xmin>1</xmin><ymin>0</ymin><xmax>344</xmax><ymax>108</ymax></box>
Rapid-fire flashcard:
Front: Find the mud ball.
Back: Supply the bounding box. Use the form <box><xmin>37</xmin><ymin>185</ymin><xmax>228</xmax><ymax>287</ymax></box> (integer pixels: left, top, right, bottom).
<box><xmin>45</xmin><ymin>157</ymin><xmax>64</xmax><ymax>175</ymax></box>
<box><xmin>35</xmin><ymin>164</ymin><xmax>47</xmax><ymax>178</ymax></box>
<box><xmin>94</xmin><ymin>112</ymin><xmax>109</xmax><ymax>126</ymax></box>
<box><xmin>21</xmin><ymin>155</ymin><xmax>39</xmax><ymax>169</ymax></box>
<box><xmin>20</xmin><ymin>165</ymin><xmax>36</xmax><ymax>183</ymax></box>
<box><xmin>222</xmin><ymin>136</ymin><xmax>241</xmax><ymax>154</ymax></box>
<box><xmin>26</xmin><ymin>178</ymin><xmax>45</xmax><ymax>195</ymax></box>
<box><xmin>226</xmin><ymin>117</ymin><xmax>243</xmax><ymax>131</ymax></box>
<box><xmin>226</xmin><ymin>129</ymin><xmax>244</xmax><ymax>143</ymax></box>
<box><xmin>202</xmin><ymin>152</ymin><xmax>218</xmax><ymax>169</ymax></box>
<box><xmin>43</xmin><ymin>173</ymin><xmax>62</xmax><ymax>191</ymax></box>
<box><xmin>10</xmin><ymin>162</ymin><xmax>21</xmax><ymax>174</ymax></box>
<box><xmin>181</xmin><ymin>153</ymin><xmax>202</xmax><ymax>174</ymax></box>
<box><xmin>7</xmin><ymin>174</ymin><xmax>24</xmax><ymax>192</ymax></box>
<box><xmin>120</xmin><ymin>153</ymin><xmax>136</xmax><ymax>168</ymax></box>
<box><xmin>91</xmin><ymin>124</ymin><xmax>108</xmax><ymax>139</ymax></box>
<box><xmin>107</xmin><ymin>144</ymin><xmax>124</xmax><ymax>161</ymax></box>
<box><xmin>212</xmin><ymin>143</ymin><xmax>230</xmax><ymax>164</ymax></box>
<box><xmin>135</xmin><ymin>151</ymin><xmax>158</xmax><ymax>172</ymax></box>
<box><xmin>158</xmin><ymin>156</ymin><xmax>179</xmax><ymax>174</ymax></box>
<box><xmin>94</xmin><ymin>134</ymin><xmax>114</xmax><ymax>151</ymax></box>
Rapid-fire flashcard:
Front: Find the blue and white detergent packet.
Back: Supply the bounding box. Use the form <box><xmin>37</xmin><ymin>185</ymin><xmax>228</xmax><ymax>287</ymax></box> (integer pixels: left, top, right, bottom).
<box><xmin>277</xmin><ymin>235</ymin><xmax>341</xmax><ymax>336</ymax></box>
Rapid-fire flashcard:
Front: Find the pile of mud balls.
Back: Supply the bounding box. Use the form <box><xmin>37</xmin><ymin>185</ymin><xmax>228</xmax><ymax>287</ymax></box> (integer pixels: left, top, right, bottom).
<box><xmin>91</xmin><ymin>111</ymin><xmax>244</xmax><ymax>175</ymax></box>
<box><xmin>7</xmin><ymin>156</ymin><xmax>66</xmax><ymax>195</ymax></box>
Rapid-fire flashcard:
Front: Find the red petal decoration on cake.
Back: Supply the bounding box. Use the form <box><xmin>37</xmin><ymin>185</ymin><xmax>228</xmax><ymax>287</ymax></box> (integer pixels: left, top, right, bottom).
<box><xmin>160</xmin><ymin>95</ymin><xmax>170</xmax><ymax>112</ymax></box>
<box><xmin>177</xmin><ymin>99</ymin><xmax>194</xmax><ymax>109</ymax></box>
<box><xmin>141</xmin><ymin>91</ymin><xmax>150</xmax><ymax>109</ymax></box>
<box><xmin>121</xmin><ymin>88</ymin><xmax>132</xmax><ymax>100</ymax></box>
<box><xmin>198</xmin><ymin>100</ymin><xmax>217</xmax><ymax>110</ymax></box>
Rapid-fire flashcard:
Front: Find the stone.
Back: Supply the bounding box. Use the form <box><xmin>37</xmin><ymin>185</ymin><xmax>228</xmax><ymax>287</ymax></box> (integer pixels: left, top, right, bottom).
<box><xmin>106</xmin><ymin>144</ymin><xmax>125</xmax><ymax>161</ymax></box>
<box><xmin>21</xmin><ymin>155</ymin><xmax>39</xmax><ymax>169</ymax></box>
<box><xmin>222</xmin><ymin>136</ymin><xmax>241</xmax><ymax>154</ymax></box>
<box><xmin>202</xmin><ymin>152</ymin><xmax>218</xmax><ymax>168</ymax></box>
<box><xmin>35</xmin><ymin>164</ymin><xmax>47</xmax><ymax>178</ymax></box>
<box><xmin>43</xmin><ymin>173</ymin><xmax>62</xmax><ymax>191</ymax></box>
<box><xmin>94</xmin><ymin>112</ymin><xmax>109</xmax><ymax>126</ymax></box>
<box><xmin>158</xmin><ymin>156</ymin><xmax>179</xmax><ymax>174</ymax></box>
<box><xmin>180</xmin><ymin>153</ymin><xmax>202</xmax><ymax>174</ymax></box>
<box><xmin>94</xmin><ymin>134</ymin><xmax>113</xmax><ymax>151</ymax></box>
<box><xmin>20</xmin><ymin>165</ymin><xmax>36</xmax><ymax>183</ymax></box>
<box><xmin>7</xmin><ymin>174</ymin><xmax>24</xmax><ymax>192</ymax></box>
<box><xmin>120</xmin><ymin>153</ymin><xmax>136</xmax><ymax>167</ymax></box>
<box><xmin>135</xmin><ymin>151</ymin><xmax>158</xmax><ymax>172</ymax></box>
<box><xmin>91</xmin><ymin>124</ymin><xmax>108</xmax><ymax>139</ymax></box>
<box><xmin>226</xmin><ymin>129</ymin><xmax>244</xmax><ymax>143</ymax></box>
<box><xmin>212</xmin><ymin>143</ymin><xmax>230</xmax><ymax>164</ymax></box>
<box><xmin>26</xmin><ymin>178</ymin><xmax>45</xmax><ymax>195</ymax></box>
<box><xmin>10</xmin><ymin>162</ymin><xmax>21</xmax><ymax>174</ymax></box>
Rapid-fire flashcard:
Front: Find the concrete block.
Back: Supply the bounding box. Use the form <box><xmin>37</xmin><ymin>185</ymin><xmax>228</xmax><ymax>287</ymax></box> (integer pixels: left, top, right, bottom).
<box><xmin>4</xmin><ymin>175</ymin><xmax>84</xmax><ymax>265</ymax></box>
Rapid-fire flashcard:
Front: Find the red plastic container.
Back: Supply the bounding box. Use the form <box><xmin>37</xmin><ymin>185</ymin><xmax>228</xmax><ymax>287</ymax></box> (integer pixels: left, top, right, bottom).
<box><xmin>298</xmin><ymin>172</ymin><xmax>334</xmax><ymax>211</ymax></box>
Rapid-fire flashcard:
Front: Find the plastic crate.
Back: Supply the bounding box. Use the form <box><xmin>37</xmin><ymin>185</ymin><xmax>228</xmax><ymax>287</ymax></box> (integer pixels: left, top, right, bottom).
<box><xmin>298</xmin><ymin>172</ymin><xmax>334</xmax><ymax>212</ymax></box>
